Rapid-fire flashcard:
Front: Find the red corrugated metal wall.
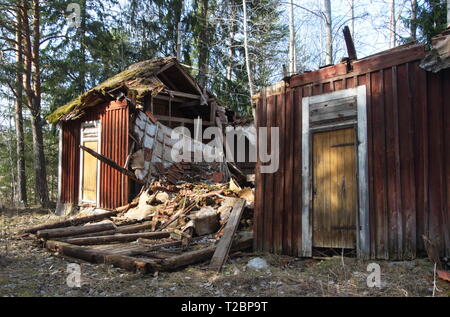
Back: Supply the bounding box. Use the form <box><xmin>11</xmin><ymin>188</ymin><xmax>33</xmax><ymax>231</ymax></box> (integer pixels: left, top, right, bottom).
<box><xmin>59</xmin><ymin>100</ymin><xmax>129</xmax><ymax>210</ymax></box>
<box><xmin>98</xmin><ymin>100</ymin><xmax>129</xmax><ymax>209</ymax></box>
<box><xmin>60</xmin><ymin>120</ymin><xmax>80</xmax><ymax>205</ymax></box>
<box><xmin>255</xmin><ymin>45</ymin><xmax>450</xmax><ymax>259</ymax></box>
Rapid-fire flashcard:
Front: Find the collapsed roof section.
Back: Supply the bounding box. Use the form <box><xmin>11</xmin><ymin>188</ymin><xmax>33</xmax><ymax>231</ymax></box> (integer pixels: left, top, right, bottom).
<box><xmin>46</xmin><ymin>57</ymin><xmax>226</xmax><ymax>125</ymax></box>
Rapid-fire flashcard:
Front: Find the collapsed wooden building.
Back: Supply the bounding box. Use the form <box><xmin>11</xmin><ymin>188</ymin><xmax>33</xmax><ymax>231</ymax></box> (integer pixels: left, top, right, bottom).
<box><xmin>47</xmin><ymin>57</ymin><xmax>231</xmax><ymax>215</ymax></box>
<box><xmin>23</xmin><ymin>57</ymin><xmax>256</xmax><ymax>273</ymax></box>
<box><xmin>253</xmin><ymin>31</ymin><xmax>450</xmax><ymax>260</ymax></box>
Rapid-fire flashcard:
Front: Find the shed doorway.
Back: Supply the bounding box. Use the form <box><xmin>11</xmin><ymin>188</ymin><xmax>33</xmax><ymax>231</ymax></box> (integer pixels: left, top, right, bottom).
<box><xmin>80</xmin><ymin>121</ymin><xmax>100</xmax><ymax>205</ymax></box>
<box><xmin>302</xmin><ymin>86</ymin><xmax>370</xmax><ymax>259</ymax></box>
<box><xmin>312</xmin><ymin>127</ymin><xmax>357</xmax><ymax>249</ymax></box>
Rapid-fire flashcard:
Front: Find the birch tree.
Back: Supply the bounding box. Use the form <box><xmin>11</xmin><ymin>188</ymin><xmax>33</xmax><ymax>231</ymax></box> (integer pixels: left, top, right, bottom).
<box><xmin>242</xmin><ymin>0</ymin><xmax>255</xmax><ymax>109</ymax></box>
<box><xmin>323</xmin><ymin>0</ymin><xmax>333</xmax><ymax>65</ymax></box>
<box><xmin>390</xmin><ymin>0</ymin><xmax>397</xmax><ymax>47</ymax></box>
<box><xmin>288</xmin><ymin>0</ymin><xmax>297</xmax><ymax>75</ymax></box>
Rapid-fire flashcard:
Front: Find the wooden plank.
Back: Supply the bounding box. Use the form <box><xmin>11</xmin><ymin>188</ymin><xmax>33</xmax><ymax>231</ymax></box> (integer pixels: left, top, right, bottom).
<box><xmin>37</xmin><ymin>223</ymin><xmax>116</xmax><ymax>239</ymax></box>
<box><xmin>284</xmin><ymin>88</ymin><xmax>294</xmax><ymax>255</ymax></box>
<box><xmin>289</xmin><ymin>45</ymin><xmax>425</xmax><ymax>88</ymax></box>
<box><xmin>80</xmin><ymin>145</ymin><xmax>144</xmax><ymax>185</ymax></box>
<box><xmin>301</xmin><ymin>95</ymin><xmax>312</xmax><ymax>257</ymax></box>
<box><xmin>442</xmin><ymin>69</ymin><xmax>450</xmax><ymax>258</ymax></box>
<box><xmin>20</xmin><ymin>210</ymin><xmax>118</xmax><ymax>235</ymax></box>
<box><xmin>209</xmin><ymin>198</ymin><xmax>246</xmax><ymax>271</ymax></box>
<box><xmin>427</xmin><ymin>72</ymin><xmax>445</xmax><ymax>255</ymax></box>
<box><xmin>403</xmin><ymin>63</ymin><xmax>417</xmax><ymax>259</ymax></box>
<box><xmin>370</xmin><ymin>70</ymin><xmax>388</xmax><ymax>259</ymax></box>
<box><xmin>263</xmin><ymin>96</ymin><xmax>275</xmax><ymax>252</ymax></box>
<box><xmin>64</xmin><ymin>232</ymin><xmax>170</xmax><ymax>245</ymax></box>
<box><xmin>356</xmin><ymin>85</ymin><xmax>370</xmax><ymax>259</ymax></box>
<box><xmin>254</xmin><ymin>88</ymin><xmax>267</xmax><ymax>252</ymax></box>
<box><xmin>309</xmin><ymin>96</ymin><xmax>356</xmax><ymax>111</ymax></box>
<box><xmin>165</xmin><ymin>90</ymin><xmax>201</xmax><ymax>100</ymax></box>
<box><xmin>155</xmin><ymin>115</ymin><xmax>213</xmax><ymax>126</ymax></box>
<box><xmin>293</xmin><ymin>87</ymin><xmax>303</xmax><ymax>256</ymax></box>
<box><xmin>162</xmin><ymin>236</ymin><xmax>252</xmax><ymax>271</ymax></box>
<box><xmin>343</xmin><ymin>26</ymin><xmax>357</xmax><ymax>60</ymax></box>
<box><xmin>274</xmin><ymin>93</ymin><xmax>284</xmax><ymax>254</ymax></box>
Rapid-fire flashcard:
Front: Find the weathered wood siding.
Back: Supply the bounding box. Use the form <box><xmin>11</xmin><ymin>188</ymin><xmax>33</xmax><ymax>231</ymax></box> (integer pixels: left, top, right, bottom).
<box><xmin>254</xmin><ymin>44</ymin><xmax>450</xmax><ymax>259</ymax></box>
<box><xmin>59</xmin><ymin>100</ymin><xmax>129</xmax><ymax>210</ymax></box>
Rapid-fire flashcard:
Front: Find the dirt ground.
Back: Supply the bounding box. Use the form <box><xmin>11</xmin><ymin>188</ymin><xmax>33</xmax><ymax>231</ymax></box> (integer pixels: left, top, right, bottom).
<box><xmin>1</xmin><ymin>208</ymin><xmax>449</xmax><ymax>297</ymax></box>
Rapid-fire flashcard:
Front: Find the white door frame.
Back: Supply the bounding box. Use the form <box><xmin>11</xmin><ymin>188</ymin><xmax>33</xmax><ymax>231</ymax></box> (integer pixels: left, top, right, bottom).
<box><xmin>79</xmin><ymin>120</ymin><xmax>101</xmax><ymax>205</ymax></box>
<box><xmin>301</xmin><ymin>85</ymin><xmax>370</xmax><ymax>259</ymax></box>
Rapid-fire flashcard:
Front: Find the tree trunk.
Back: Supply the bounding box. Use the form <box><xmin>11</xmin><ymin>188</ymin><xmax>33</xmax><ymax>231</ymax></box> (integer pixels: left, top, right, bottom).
<box><xmin>447</xmin><ymin>0</ymin><xmax>450</xmax><ymax>27</ymax></box>
<box><xmin>242</xmin><ymin>0</ymin><xmax>255</xmax><ymax>118</ymax></box>
<box><xmin>21</xmin><ymin>0</ymin><xmax>49</xmax><ymax>207</ymax></box>
<box><xmin>197</xmin><ymin>0</ymin><xmax>209</xmax><ymax>87</ymax></box>
<box><xmin>15</xmin><ymin>6</ymin><xmax>27</xmax><ymax>206</ymax></box>
<box><xmin>79</xmin><ymin>0</ymin><xmax>87</xmax><ymax>92</ymax></box>
<box><xmin>288</xmin><ymin>0</ymin><xmax>297</xmax><ymax>75</ymax></box>
<box><xmin>410</xmin><ymin>0</ymin><xmax>417</xmax><ymax>41</ymax></box>
<box><xmin>226</xmin><ymin>2</ymin><xmax>237</xmax><ymax>81</ymax></box>
<box><xmin>390</xmin><ymin>0</ymin><xmax>396</xmax><ymax>48</ymax></box>
<box><xmin>176</xmin><ymin>0</ymin><xmax>184</xmax><ymax>60</ymax></box>
<box><xmin>350</xmin><ymin>0</ymin><xmax>355</xmax><ymax>38</ymax></box>
<box><xmin>324</xmin><ymin>0</ymin><xmax>333</xmax><ymax>65</ymax></box>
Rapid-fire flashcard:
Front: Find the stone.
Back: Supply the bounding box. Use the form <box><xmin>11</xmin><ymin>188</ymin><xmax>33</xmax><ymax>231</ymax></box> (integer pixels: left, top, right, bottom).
<box><xmin>246</xmin><ymin>257</ymin><xmax>268</xmax><ymax>270</ymax></box>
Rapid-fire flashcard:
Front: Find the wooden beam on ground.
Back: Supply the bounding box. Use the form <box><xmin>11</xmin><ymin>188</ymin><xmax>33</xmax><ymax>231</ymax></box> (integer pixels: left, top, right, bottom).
<box><xmin>80</xmin><ymin>145</ymin><xmax>144</xmax><ymax>184</ymax></box>
<box><xmin>19</xmin><ymin>210</ymin><xmax>118</xmax><ymax>235</ymax></box>
<box><xmin>45</xmin><ymin>240</ymin><xmax>157</xmax><ymax>273</ymax></box>
<box><xmin>209</xmin><ymin>199</ymin><xmax>246</xmax><ymax>271</ymax></box>
<box><xmin>64</xmin><ymin>231</ymin><xmax>170</xmax><ymax>245</ymax></box>
<box><xmin>37</xmin><ymin>223</ymin><xmax>116</xmax><ymax>239</ymax></box>
<box><xmin>343</xmin><ymin>26</ymin><xmax>357</xmax><ymax>60</ymax></box>
<box><xmin>160</xmin><ymin>235</ymin><xmax>252</xmax><ymax>271</ymax></box>
<box><xmin>62</xmin><ymin>221</ymin><xmax>155</xmax><ymax>239</ymax></box>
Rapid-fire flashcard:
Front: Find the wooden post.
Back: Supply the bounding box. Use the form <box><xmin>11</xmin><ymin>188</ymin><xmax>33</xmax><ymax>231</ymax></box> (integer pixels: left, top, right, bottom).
<box><xmin>343</xmin><ymin>26</ymin><xmax>357</xmax><ymax>60</ymax></box>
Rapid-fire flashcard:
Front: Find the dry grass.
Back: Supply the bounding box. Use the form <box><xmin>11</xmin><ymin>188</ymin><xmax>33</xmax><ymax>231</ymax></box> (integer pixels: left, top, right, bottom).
<box><xmin>1</xmin><ymin>208</ymin><xmax>449</xmax><ymax>297</ymax></box>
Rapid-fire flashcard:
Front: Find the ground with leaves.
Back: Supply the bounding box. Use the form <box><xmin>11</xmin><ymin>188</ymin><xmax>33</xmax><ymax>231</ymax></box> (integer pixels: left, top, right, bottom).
<box><xmin>1</xmin><ymin>208</ymin><xmax>449</xmax><ymax>297</ymax></box>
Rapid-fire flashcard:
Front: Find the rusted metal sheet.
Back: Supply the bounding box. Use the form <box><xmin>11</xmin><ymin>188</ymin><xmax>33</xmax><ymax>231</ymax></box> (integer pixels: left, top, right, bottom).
<box><xmin>254</xmin><ymin>43</ymin><xmax>449</xmax><ymax>259</ymax></box>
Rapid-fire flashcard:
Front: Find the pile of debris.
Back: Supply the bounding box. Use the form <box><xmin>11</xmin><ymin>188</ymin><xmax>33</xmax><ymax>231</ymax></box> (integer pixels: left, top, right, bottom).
<box><xmin>18</xmin><ymin>178</ymin><xmax>254</xmax><ymax>274</ymax></box>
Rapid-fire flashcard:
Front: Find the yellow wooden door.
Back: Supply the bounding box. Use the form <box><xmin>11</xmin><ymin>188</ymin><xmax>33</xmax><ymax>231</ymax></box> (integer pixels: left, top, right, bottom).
<box><xmin>82</xmin><ymin>140</ymin><xmax>98</xmax><ymax>203</ymax></box>
<box><xmin>312</xmin><ymin>127</ymin><xmax>357</xmax><ymax>249</ymax></box>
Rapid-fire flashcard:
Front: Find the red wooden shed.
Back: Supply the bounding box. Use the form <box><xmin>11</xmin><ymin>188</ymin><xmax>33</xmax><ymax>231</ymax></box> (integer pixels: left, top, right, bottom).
<box><xmin>253</xmin><ymin>35</ymin><xmax>450</xmax><ymax>260</ymax></box>
<box><xmin>48</xmin><ymin>57</ymin><xmax>226</xmax><ymax>215</ymax></box>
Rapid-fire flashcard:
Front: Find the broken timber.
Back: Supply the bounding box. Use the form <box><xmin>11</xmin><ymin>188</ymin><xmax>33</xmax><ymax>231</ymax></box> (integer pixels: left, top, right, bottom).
<box><xmin>63</xmin><ymin>231</ymin><xmax>170</xmax><ymax>245</ymax></box>
<box><xmin>19</xmin><ymin>210</ymin><xmax>118</xmax><ymax>235</ymax></box>
<box><xmin>37</xmin><ymin>223</ymin><xmax>116</xmax><ymax>239</ymax></box>
<box><xmin>80</xmin><ymin>145</ymin><xmax>144</xmax><ymax>185</ymax></box>
<box><xmin>45</xmin><ymin>236</ymin><xmax>252</xmax><ymax>273</ymax></box>
<box><xmin>209</xmin><ymin>198</ymin><xmax>246</xmax><ymax>271</ymax></box>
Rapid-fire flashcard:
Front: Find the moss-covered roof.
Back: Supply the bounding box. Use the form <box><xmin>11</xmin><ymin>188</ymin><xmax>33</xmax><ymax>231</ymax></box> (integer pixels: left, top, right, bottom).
<box><xmin>46</xmin><ymin>57</ymin><xmax>177</xmax><ymax>123</ymax></box>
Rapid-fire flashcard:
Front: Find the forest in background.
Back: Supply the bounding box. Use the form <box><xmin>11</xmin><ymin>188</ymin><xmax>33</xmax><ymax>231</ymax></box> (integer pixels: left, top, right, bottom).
<box><xmin>0</xmin><ymin>0</ymin><xmax>447</xmax><ymax>208</ymax></box>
